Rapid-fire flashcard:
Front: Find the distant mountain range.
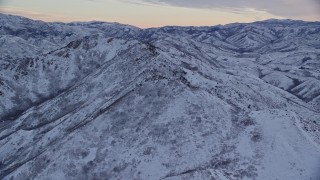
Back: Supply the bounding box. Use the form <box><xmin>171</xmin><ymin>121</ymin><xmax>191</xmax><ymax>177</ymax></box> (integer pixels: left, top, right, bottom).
<box><xmin>0</xmin><ymin>13</ymin><xmax>319</xmax><ymax>179</ymax></box>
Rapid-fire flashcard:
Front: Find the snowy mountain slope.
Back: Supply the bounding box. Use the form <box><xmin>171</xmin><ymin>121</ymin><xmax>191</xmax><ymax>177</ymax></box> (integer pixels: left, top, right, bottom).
<box><xmin>0</xmin><ymin>14</ymin><xmax>320</xmax><ymax>179</ymax></box>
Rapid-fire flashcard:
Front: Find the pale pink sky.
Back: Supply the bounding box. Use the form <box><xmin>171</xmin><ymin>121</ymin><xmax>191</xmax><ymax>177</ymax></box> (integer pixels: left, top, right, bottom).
<box><xmin>0</xmin><ymin>0</ymin><xmax>319</xmax><ymax>28</ymax></box>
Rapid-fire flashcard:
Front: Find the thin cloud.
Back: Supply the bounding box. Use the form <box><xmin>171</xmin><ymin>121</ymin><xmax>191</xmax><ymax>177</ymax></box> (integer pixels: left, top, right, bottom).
<box><xmin>129</xmin><ymin>0</ymin><xmax>320</xmax><ymax>20</ymax></box>
<box><xmin>120</xmin><ymin>0</ymin><xmax>160</xmax><ymax>7</ymax></box>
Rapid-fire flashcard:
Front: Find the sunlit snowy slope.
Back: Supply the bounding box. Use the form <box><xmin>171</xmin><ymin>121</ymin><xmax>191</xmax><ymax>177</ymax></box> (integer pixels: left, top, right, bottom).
<box><xmin>0</xmin><ymin>14</ymin><xmax>320</xmax><ymax>179</ymax></box>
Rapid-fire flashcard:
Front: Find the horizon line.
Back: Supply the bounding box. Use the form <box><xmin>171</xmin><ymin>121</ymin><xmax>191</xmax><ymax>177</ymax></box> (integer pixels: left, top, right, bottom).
<box><xmin>1</xmin><ymin>12</ymin><xmax>319</xmax><ymax>29</ymax></box>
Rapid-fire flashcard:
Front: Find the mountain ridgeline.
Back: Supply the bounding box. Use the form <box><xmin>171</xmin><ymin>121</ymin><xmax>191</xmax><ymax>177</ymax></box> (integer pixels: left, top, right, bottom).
<box><xmin>0</xmin><ymin>14</ymin><xmax>320</xmax><ymax>179</ymax></box>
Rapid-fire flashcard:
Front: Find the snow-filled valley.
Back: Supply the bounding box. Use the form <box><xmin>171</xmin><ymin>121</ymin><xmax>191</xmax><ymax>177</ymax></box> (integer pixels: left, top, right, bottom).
<box><xmin>0</xmin><ymin>14</ymin><xmax>320</xmax><ymax>179</ymax></box>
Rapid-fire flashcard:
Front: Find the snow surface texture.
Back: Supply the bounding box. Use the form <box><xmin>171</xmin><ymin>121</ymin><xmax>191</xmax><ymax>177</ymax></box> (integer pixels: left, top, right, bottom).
<box><xmin>0</xmin><ymin>14</ymin><xmax>320</xmax><ymax>179</ymax></box>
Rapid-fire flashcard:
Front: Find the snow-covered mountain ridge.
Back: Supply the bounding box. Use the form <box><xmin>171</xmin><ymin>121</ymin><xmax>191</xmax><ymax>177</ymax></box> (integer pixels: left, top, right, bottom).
<box><xmin>0</xmin><ymin>13</ymin><xmax>319</xmax><ymax>179</ymax></box>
